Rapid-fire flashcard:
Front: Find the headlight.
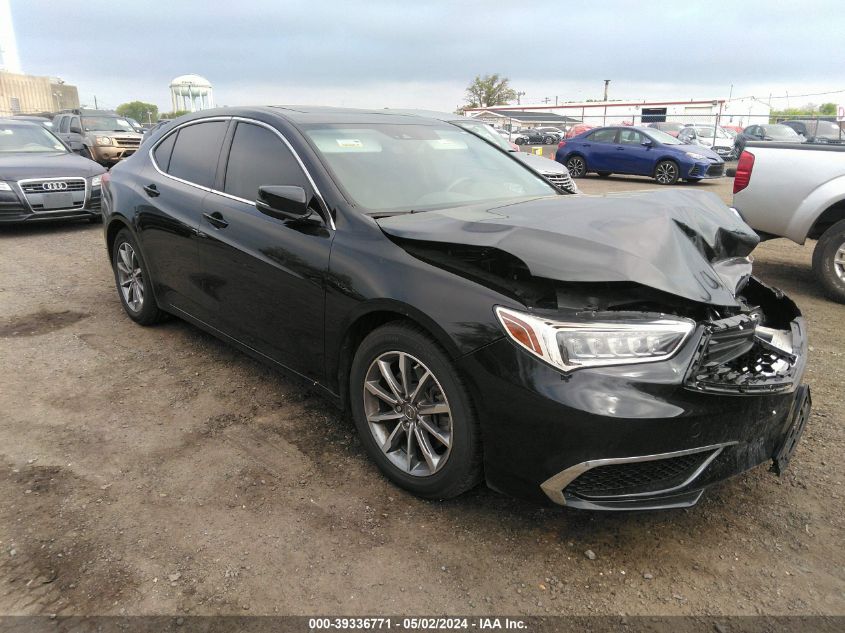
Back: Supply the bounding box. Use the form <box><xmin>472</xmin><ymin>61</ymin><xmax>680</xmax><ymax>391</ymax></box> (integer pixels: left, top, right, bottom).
<box><xmin>96</xmin><ymin>136</ymin><xmax>112</xmax><ymax>146</ymax></box>
<box><xmin>685</xmin><ymin>152</ymin><xmax>707</xmax><ymax>160</ymax></box>
<box><xmin>495</xmin><ymin>307</ymin><xmax>695</xmax><ymax>372</ymax></box>
<box><xmin>90</xmin><ymin>175</ymin><xmax>102</xmax><ymax>188</ymax></box>
<box><xmin>0</xmin><ymin>181</ymin><xmax>11</xmax><ymax>191</ymax></box>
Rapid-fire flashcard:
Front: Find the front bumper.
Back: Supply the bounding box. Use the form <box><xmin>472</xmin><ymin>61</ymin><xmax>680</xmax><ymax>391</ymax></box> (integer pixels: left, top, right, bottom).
<box><xmin>90</xmin><ymin>144</ymin><xmax>138</xmax><ymax>164</ymax></box>
<box><xmin>459</xmin><ymin>280</ymin><xmax>809</xmax><ymax>510</ymax></box>
<box><xmin>0</xmin><ymin>183</ymin><xmax>101</xmax><ymax>224</ymax></box>
<box><xmin>684</xmin><ymin>159</ymin><xmax>726</xmax><ymax>179</ymax></box>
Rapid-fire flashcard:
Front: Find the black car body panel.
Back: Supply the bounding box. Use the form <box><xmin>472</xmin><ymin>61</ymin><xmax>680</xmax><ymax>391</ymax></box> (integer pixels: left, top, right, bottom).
<box><xmin>102</xmin><ymin>107</ymin><xmax>810</xmax><ymax>510</ymax></box>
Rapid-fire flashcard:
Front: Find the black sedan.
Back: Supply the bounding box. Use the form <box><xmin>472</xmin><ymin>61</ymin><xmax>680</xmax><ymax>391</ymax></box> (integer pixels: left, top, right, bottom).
<box><xmin>734</xmin><ymin>123</ymin><xmax>804</xmax><ymax>155</ymax></box>
<box><xmin>0</xmin><ymin>119</ymin><xmax>105</xmax><ymax>224</ymax></box>
<box><xmin>102</xmin><ymin>107</ymin><xmax>810</xmax><ymax>510</ymax></box>
<box><xmin>514</xmin><ymin>128</ymin><xmax>558</xmax><ymax>145</ymax></box>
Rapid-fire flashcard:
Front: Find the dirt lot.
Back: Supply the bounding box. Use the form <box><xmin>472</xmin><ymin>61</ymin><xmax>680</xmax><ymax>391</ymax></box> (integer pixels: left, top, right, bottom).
<box><xmin>0</xmin><ymin>175</ymin><xmax>843</xmax><ymax>618</ymax></box>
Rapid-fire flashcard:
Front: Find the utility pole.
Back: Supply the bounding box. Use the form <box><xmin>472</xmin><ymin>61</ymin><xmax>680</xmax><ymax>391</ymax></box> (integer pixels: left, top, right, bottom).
<box><xmin>603</xmin><ymin>80</ymin><xmax>610</xmax><ymax>126</ymax></box>
<box><xmin>542</xmin><ymin>97</ymin><xmax>551</xmax><ymax>104</ymax></box>
<box><xmin>516</xmin><ymin>91</ymin><xmax>526</xmax><ymax>105</ymax></box>
<box><xmin>94</xmin><ymin>95</ymin><xmax>98</xmax><ymax>109</ymax></box>
<box><xmin>603</xmin><ymin>80</ymin><xmax>610</xmax><ymax>102</ymax></box>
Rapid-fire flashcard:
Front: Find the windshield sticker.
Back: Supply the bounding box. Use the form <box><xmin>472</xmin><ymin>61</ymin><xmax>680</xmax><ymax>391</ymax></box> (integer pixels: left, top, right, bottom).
<box><xmin>427</xmin><ymin>138</ymin><xmax>467</xmax><ymax>150</ymax></box>
<box><xmin>336</xmin><ymin>139</ymin><xmax>363</xmax><ymax>148</ymax></box>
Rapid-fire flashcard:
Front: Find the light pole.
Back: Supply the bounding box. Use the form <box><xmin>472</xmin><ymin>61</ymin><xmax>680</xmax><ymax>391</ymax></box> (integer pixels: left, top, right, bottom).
<box><xmin>52</xmin><ymin>92</ymin><xmax>62</xmax><ymax>112</ymax></box>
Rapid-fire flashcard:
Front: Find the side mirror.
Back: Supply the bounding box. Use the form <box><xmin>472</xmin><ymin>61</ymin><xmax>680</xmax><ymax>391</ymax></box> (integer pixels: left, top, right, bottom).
<box><xmin>256</xmin><ymin>185</ymin><xmax>310</xmax><ymax>221</ymax></box>
<box><xmin>641</xmin><ymin>139</ymin><xmax>653</xmax><ymax>147</ymax></box>
<box><xmin>69</xmin><ymin>125</ymin><xmax>82</xmax><ymax>134</ymax></box>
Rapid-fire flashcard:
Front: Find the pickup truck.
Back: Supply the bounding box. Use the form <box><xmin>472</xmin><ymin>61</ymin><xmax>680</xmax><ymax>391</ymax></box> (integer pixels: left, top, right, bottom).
<box><xmin>733</xmin><ymin>142</ymin><xmax>845</xmax><ymax>303</ymax></box>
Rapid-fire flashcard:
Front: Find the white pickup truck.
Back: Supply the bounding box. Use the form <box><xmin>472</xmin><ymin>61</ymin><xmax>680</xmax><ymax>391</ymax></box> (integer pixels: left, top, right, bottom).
<box><xmin>733</xmin><ymin>142</ymin><xmax>845</xmax><ymax>303</ymax></box>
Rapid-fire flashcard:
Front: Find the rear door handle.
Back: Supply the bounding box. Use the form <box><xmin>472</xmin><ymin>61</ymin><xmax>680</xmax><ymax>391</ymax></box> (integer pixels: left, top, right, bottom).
<box><xmin>202</xmin><ymin>211</ymin><xmax>229</xmax><ymax>229</ymax></box>
<box><xmin>143</xmin><ymin>184</ymin><xmax>160</xmax><ymax>197</ymax></box>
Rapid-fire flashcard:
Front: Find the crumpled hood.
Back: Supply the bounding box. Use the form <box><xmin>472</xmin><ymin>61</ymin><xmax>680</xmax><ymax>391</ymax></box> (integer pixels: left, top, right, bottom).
<box><xmin>377</xmin><ymin>189</ymin><xmax>759</xmax><ymax>307</ymax></box>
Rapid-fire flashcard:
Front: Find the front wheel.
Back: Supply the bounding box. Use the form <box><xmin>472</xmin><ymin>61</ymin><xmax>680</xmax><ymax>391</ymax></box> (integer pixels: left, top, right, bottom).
<box><xmin>514</xmin><ymin>138</ymin><xmax>525</xmax><ymax>145</ymax></box>
<box><xmin>565</xmin><ymin>155</ymin><xmax>587</xmax><ymax>178</ymax></box>
<box><xmin>350</xmin><ymin>323</ymin><xmax>482</xmax><ymax>500</ymax></box>
<box><xmin>654</xmin><ymin>160</ymin><xmax>679</xmax><ymax>185</ymax></box>
<box><xmin>812</xmin><ymin>219</ymin><xmax>845</xmax><ymax>303</ymax></box>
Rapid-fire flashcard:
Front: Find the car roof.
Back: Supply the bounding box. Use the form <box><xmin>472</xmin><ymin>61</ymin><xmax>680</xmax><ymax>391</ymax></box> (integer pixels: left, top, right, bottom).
<box><xmin>0</xmin><ymin>118</ymin><xmax>39</xmax><ymax>127</ymax></box>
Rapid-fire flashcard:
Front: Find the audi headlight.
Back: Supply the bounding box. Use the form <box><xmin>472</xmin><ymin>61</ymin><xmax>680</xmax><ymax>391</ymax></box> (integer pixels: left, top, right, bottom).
<box><xmin>0</xmin><ymin>181</ymin><xmax>11</xmax><ymax>191</ymax></box>
<box><xmin>685</xmin><ymin>152</ymin><xmax>707</xmax><ymax>160</ymax></box>
<box><xmin>96</xmin><ymin>136</ymin><xmax>112</xmax><ymax>146</ymax></box>
<box><xmin>90</xmin><ymin>175</ymin><xmax>102</xmax><ymax>188</ymax></box>
<box><xmin>495</xmin><ymin>307</ymin><xmax>695</xmax><ymax>372</ymax></box>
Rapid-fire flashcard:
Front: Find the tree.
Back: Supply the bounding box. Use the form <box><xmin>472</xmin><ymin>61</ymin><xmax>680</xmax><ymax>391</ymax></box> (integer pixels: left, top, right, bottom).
<box><xmin>464</xmin><ymin>74</ymin><xmax>517</xmax><ymax>109</ymax></box>
<box><xmin>159</xmin><ymin>110</ymin><xmax>190</xmax><ymax>120</ymax></box>
<box><xmin>116</xmin><ymin>101</ymin><xmax>159</xmax><ymax>124</ymax></box>
<box><xmin>819</xmin><ymin>103</ymin><xmax>837</xmax><ymax>116</ymax></box>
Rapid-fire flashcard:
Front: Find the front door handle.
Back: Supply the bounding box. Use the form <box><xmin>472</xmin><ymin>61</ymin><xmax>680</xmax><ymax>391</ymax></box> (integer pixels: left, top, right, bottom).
<box><xmin>143</xmin><ymin>184</ymin><xmax>160</xmax><ymax>197</ymax></box>
<box><xmin>202</xmin><ymin>211</ymin><xmax>229</xmax><ymax>229</ymax></box>
<box><xmin>616</xmin><ymin>147</ymin><xmax>625</xmax><ymax>151</ymax></box>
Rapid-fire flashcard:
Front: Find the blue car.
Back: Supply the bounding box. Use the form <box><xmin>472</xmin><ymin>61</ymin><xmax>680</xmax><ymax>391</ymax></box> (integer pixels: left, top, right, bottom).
<box><xmin>555</xmin><ymin>126</ymin><xmax>725</xmax><ymax>185</ymax></box>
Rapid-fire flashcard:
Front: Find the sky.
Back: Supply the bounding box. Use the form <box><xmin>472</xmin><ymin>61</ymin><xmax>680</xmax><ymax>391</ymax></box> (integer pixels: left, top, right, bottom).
<box><xmin>7</xmin><ymin>0</ymin><xmax>845</xmax><ymax>113</ymax></box>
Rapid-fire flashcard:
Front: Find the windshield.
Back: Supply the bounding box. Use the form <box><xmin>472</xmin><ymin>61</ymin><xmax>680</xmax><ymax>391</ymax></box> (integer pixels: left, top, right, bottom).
<box><xmin>304</xmin><ymin>123</ymin><xmax>555</xmax><ymax>214</ymax></box>
<box><xmin>764</xmin><ymin>124</ymin><xmax>801</xmax><ymax>140</ymax></box>
<box><xmin>643</xmin><ymin>128</ymin><xmax>683</xmax><ymax>145</ymax></box>
<box><xmin>82</xmin><ymin>116</ymin><xmax>134</xmax><ymax>132</ymax></box>
<box><xmin>653</xmin><ymin>122</ymin><xmax>684</xmax><ymax>132</ymax></box>
<box><xmin>452</xmin><ymin>120</ymin><xmax>514</xmax><ymax>151</ymax></box>
<box><xmin>0</xmin><ymin>124</ymin><xmax>67</xmax><ymax>153</ymax></box>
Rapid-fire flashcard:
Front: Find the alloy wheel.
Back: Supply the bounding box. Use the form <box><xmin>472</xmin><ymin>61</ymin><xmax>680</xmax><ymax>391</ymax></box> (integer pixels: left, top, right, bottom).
<box><xmin>566</xmin><ymin>157</ymin><xmax>585</xmax><ymax>177</ymax></box>
<box><xmin>362</xmin><ymin>351</ymin><xmax>453</xmax><ymax>477</ymax></box>
<box><xmin>655</xmin><ymin>162</ymin><xmax>677</xmax><ymax>184</ymax></box>
<box><xmin>835</xmin><ymin>242</ymin><xmax>845</xmax><ymax>282</ymax></box>
<box><xmin>116</xmin><ymin>242</ymin><xmax>144</xmax><ymax>312</ymax></box>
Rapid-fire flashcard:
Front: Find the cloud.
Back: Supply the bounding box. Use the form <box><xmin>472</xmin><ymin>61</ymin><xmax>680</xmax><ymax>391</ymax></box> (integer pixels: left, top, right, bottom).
<box><xmin>9</xmin><ymin>0</ymin><xmax>845</xmax><ymax>111</ymax></box>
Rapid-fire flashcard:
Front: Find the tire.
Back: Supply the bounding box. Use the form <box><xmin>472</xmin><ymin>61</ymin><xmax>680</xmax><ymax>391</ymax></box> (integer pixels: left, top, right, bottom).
<box><xmin>543</xmin><ymin>136</ymin><xmax>555</xmax><ymax>145</ymax></box>
<box><xmin>80</xmin><ymin>146</ymin><xmax>94</xmax><ymax>160</ymax></box>
<box><xmin>812</xmin><ymin>219</ymin><xmax>845</xmax><ymax>303</ymax></box>
<box><xmin>597</xmin><ymin>171</ymin><xmax>612</xmax><ymax>178</ymax></box>
<box><xmin>349</xmin><ymin>322</ymin><xmax>483</xmax><ymax>500</ymax></box>
<box><xmin>111</xmin><ymin>228</ymin><xmax>168</xmax><ymax>325</ymax></box>
<box><xmin>654</xmin><ymin>160</ymin><xmax>680</xmax><ymax>185</ymax></box>
<box><xmin>514</xmin><ymin>138</ymin><xmax>525</xmax><ymax>145</ymax></box>
<box><xmin>565</xmin><ymin>155</ymin><xmax>587</xmax><ymax>178</ymax></box>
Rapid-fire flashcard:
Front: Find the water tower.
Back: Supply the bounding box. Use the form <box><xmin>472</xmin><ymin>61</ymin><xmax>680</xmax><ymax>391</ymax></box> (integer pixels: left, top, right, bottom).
<box><xmin>169</xmin><ymin>74</ymin><xmax>214</xmax><ymax>112</ymax></box>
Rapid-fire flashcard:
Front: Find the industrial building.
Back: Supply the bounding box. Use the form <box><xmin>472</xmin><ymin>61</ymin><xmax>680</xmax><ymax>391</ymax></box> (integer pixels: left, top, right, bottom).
<box><xmin>0</xmin><ymin>70</ymin><xmax>80</xmax><ymax>116</ymax></box>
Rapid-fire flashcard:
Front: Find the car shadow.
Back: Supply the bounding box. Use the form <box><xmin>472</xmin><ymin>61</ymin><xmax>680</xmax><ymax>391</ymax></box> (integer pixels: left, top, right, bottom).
<box><xmin>0</xmin><ymin>218</ymin><xmax>99</xmax><ymax>239</ymax></box>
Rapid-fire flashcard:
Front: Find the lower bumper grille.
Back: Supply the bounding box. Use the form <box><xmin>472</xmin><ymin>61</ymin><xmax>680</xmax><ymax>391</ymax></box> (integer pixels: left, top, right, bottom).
<box><xmin>544</xmin><ymin>171</ymin><xmax>578</xmax><ymax>194</ymax></box>
<box><xmin>566</xmin><ymin>449</ymin><xmax>718</xmax><ymax>499</ymax></box>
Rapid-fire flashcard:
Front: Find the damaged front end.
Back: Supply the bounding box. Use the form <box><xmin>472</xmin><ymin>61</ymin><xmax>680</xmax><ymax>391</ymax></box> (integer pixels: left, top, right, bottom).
<box><xmin>377</xmin><ymin>190</ymin><xmax>810</xmax><ymax>509</ymax></box>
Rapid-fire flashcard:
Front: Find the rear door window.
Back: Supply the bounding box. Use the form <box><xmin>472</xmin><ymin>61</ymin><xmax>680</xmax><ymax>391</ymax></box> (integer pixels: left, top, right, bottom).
<box><xmin>588</xmin><ymin>128</ymin><xmax>618</xmax><ymax>143</ymax></box>
<box><xmin>166</xmin><ymin>121</ymin><xmax>227</xmax><ymax>188</ymax></box>
<box><xmin>223</xmin><ymin>122</ymin><xmax>306</xmax><ymax>202</ymax></box>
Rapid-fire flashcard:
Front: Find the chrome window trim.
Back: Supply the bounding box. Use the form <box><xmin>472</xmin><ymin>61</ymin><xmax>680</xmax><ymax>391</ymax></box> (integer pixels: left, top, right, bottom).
<box><xmin>148</xmin><ymin>115</ymin><xmax>335</xmax><ymax>230</ymax></box>
<box><xmin>16</xmin><ymin>176</ymin><xmax>88</xmax><ymax>213</ymax></box>
<box><xmin>539</xmin><ymin>441</ymin><xmax>737</xmax><ymax>506</ymax></box>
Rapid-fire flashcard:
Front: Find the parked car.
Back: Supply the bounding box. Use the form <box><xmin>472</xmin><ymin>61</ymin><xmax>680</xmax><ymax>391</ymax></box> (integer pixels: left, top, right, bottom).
<box><xmin>141</xmin><ymin>119</ymin><xmax>173</xmax><ymax>144</ymax></box>
<box><xmin>734</xmin><ymin>123</ymin><xmax>803</xmax><ymax>156</ymax></box>
<box><xmin>102</xmin><ymin>106</ymin><xmax>809</xmax><ymax>510</ymax></box>
<box><xmin>565</xmin><ymin>123</ymin><xmax>595</xmax><ymax>138</ymax></box>
<box><xmin>646</xmin><ymin>122</ymin><xmax>685</xmax><ymax>137</ymax></box>
<box><xmin>535</xmin><ymin>127</ymin><xmax>567</xmax><ymax>141</ymax></box>
<box><xmin>780</xmin><ymin>119</ymin><xmax>844</xmax><ymax>144</ymax></box>
<box><xmin>677</xmin><ymin>124</ymin><xmax>736</xmax><ymax>160</ymax></box>
<box><xmin>556</xmin><ymin>126</ymin><xmax>725</xmax><ymax>184</ymax></box>
<box><xmin>0</xmin><ymin>119</ymin><xmax>105</xmax><ymax>224</ymax></box>
<box><xmin>722</xmin><ymin>124</ymin><xmax>744</xmax><ymax>135</ymax></box>
<box><xmin>10</xmin><ymin>115</ymin><xmax>54</xmax><ymax>129</ymax></box>
<box><xmin>511</xmin><ymin>128</ymin><xmax>558</xmax><ymax>145</ymax></box>
<box><xmin>733</xmin><ymin>143</ymin><xmax>845</xmax><ymax>302</ymax></box>
<box><xmin>52</xmin><ymin>109</ymin><xmax>144</xmax><ymax>166</ymax></box>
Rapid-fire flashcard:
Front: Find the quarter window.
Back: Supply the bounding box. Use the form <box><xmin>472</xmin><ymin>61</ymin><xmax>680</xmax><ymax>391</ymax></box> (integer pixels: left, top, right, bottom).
<box><xmin>153</xmin><ymin>132</ymin><xmax>177</xmax><ymax>172</ymax></box>
<box><xmin>223</xmin><ymin>122</ymin><xmax>305</xmax><ymax>201</ymax></box>
<box><xmin>166</xmin><ymin>121</ymin><xmax>227</xmax><ymax>188</ymax></box>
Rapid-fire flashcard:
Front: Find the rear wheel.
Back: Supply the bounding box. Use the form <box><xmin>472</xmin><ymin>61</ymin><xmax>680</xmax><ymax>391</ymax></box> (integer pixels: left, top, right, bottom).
<box><xmin>543</xmin><ymin>136</ymin><xmax>555</xmax><ymax>145</ymax></box>
<box><xmin>654</xmin><ymin>160</ymin><xmax>679</xmax><ymax>185</ymax></box>
<box><xmin>350</xmin><ymin>323</ymin><xmax>482</xmax><ymax>499</ymax></box>
<box><xmin>111</xmin><ymin>229</ymin><xmax>168</xmax><ymax>325</ymax></box>
<box><xmin>515</xmin><ymin>138</ymin><xmax>525</xmax><ymax>145</ymax></box>
<box><xmin>565</xmin><ymin>155</ymin><xmax>587</xmax><ymax>178</ymax></box>
<box><xmin>812</xmin><ymin>220</ymin><xmax>845</xmax><ymax>303</ymax></box>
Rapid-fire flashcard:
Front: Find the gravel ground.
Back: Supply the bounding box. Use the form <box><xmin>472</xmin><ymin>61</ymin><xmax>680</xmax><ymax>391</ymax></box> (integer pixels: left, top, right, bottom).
<box><xmin>0</xmin><ymin>176</ymin><xmax>842</xmax><ymax>617</ymax></box>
